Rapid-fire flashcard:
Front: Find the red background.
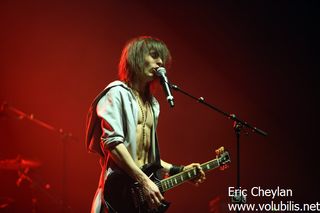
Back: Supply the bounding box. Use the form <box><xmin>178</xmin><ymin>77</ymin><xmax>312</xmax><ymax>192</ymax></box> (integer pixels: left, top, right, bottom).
<box><xmin>1</xmin><ymin>1</ymin><xmax>318</xmax><ymax>212</ymax></box>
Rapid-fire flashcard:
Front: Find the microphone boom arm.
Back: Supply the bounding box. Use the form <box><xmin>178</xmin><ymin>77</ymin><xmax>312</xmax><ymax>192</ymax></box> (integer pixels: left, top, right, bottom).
<box><xmin>170</xmin><ymin>84</ymin><xmax>267</xmax><ymax>136</ymax></box>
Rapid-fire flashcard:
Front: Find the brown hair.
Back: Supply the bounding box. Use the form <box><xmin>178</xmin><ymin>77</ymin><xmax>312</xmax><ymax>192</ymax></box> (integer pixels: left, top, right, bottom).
<box><xmin>118</xmin><ymin>36</ymin><xmax>172</xmax><ymax>84</ymax></box>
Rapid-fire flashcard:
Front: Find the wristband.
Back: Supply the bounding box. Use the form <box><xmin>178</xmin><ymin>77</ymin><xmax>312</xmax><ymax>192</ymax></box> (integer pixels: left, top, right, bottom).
<box><xmin>169</xmin><ymin>165</ymin><xmax>184</xmax><ymax>176</ymax></box>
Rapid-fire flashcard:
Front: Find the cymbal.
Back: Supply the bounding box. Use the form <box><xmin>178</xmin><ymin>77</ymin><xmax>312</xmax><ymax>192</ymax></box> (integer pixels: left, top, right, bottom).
<box><xmin>0</xmin><ymin>156</ymin><xmax>41</xmax><ymax>170</ymax></box>
<box><xmin>0</xmin><ymin>197</ymin><xmax>14</xmax><ymax>209</ymax></box>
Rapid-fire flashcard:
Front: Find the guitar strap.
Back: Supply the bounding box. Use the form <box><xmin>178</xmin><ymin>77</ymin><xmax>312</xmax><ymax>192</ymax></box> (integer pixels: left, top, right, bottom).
<box><xmin>154</xmin><ymin>132</ymin><xmax>161</xmax><ymax>166</ymax></box>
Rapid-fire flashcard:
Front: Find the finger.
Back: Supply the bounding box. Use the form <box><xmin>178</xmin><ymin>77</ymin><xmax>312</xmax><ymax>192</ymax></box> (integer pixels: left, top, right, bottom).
<box><xmin>197</xmin><ymin>178</ymin><xmax>203</xmax><ymax>184</ymax></box>
<box><xmin>196</xmin><ymin>171</ymin><xmax>206</xmax><ymax>183</ymax></box>
<box><xmin>151</xmin><ymin>192</ymin><xmax>162</xmax><ymax>203</ymax></box>
<box><xmin>194</xmin><ymin>164</ymin><xmax>201</xmax><ymax>171</ymax></box>
<box><xmin>156</xmin><ymin>193</ymin><xmax>164</xmax><ymax>204</ymax></box>
<box><xmin>153</xmin><ymin>197</ymin><xmax>163</xmax><ymax>209</ymax></box>
<box><xmin>193</xmin><ymin>163</ymin><xmax>199</xmax><ymax>167</ymax></box>
<box><xmin>197</xmin><ymin>166</ymin><xmax>205</xmax><ymax>176</ymax></box>
<box><xmin>156</xmin><ymin>191</ymin><xmax>164</xmax><ymax>201</ymax></box>
<box><xmin>147</xmin><ymin>198</ymin><xmax>156</xmax><ymax>210</ymax></box>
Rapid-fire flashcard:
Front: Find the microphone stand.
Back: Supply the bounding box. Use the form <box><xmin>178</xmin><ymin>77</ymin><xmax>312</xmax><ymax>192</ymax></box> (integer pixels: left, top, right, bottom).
<box><xmin>169</xmin><ymin>84</ymin><xmax>267</xmax><ymax>212</ymax></box>
<box><xmin>1</xmin><ymin>102</ymin><xmax>75</xmax><ymax>212</ymax></box>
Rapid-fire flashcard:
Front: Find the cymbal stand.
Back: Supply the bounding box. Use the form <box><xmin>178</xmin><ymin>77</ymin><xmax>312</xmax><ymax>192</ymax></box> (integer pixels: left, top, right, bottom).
<box><xmin>16</xmin><ymin>167</ymin><xmax>38</xmax><ymax>213</ymax></box>
<box><xmin>1</xmin><ymin>102</ymin><xmax>76</xmax><ymax>212</ymax></box>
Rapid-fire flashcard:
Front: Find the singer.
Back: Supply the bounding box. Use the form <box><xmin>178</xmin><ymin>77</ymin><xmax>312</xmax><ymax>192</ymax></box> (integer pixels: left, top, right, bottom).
<box><xmin>86</xmin><ymin>36</ymin><xmax>205</xmax><ymax>213</ymax></box>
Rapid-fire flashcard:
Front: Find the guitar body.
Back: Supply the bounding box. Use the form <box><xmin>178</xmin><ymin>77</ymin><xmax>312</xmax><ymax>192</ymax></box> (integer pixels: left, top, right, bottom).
<box><xmin>103</xmin><ymin>147</ymin><xmax>230</xmax><ymax>213</ymax></box>
<box><xmin>103</xmin><ymin>163</ymin><xmax>170</xmax><ymax>213</ymax></box>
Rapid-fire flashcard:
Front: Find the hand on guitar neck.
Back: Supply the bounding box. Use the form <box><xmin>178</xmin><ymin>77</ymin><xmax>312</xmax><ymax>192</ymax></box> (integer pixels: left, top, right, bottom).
<box><xmin>182</xmin><ymin>163</ymin><xmax>206</xmax><ymax>186</ymax></box>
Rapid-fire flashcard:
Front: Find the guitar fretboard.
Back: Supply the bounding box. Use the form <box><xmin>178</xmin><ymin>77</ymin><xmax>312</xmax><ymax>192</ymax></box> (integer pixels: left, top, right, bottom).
<box><xmin>159</xmin><ymin>158</ymin><xmax>220</xmax><ymax>192</ymax></box>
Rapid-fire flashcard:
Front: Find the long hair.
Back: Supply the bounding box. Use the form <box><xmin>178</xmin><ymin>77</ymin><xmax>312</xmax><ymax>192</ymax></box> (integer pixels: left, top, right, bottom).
<box><xmin>118</xmin><ymin>36</ymin><xmax>172</xmax><ymax>85</ymax></box>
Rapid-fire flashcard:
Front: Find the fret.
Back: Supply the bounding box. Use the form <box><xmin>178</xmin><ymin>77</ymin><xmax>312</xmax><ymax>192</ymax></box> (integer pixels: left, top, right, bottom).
<box><xmin>201</xmin><ymin>159</ymin><xmax>219</xmax><ymax>172</ymax></box>
<box><xmin>159</xmin><ymin>152</ymin><xmax>230</xmax><ymax>193</ymax></box>
<box><xmin>206</xmin><ymin>164</ymin><xmax>210</xmax><ymax>170</ymax></box>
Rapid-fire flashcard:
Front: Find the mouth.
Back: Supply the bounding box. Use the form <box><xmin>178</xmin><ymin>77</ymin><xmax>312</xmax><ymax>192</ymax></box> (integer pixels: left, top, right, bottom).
<box><xmin>152</xmin><ymin>67</ymin><xmax>161</xmax><ymax>73</ymax></box>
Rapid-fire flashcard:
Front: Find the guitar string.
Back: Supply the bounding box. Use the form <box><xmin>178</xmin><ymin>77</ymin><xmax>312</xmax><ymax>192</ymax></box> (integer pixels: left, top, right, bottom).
<box><xmin>158</xmin><ymin>162</ymin><xmax>212</xmax><ymax>190</ymax></box>
<box><xmin>139</xmin><ymin>159</ymin><xmax>225</xmax><ymax>199</ymax></box>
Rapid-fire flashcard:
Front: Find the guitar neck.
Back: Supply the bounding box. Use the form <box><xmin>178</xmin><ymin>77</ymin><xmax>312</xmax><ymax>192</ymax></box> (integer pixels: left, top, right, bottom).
<box><xmin>159</xmin><ymin>157</ymin><xmax>220</xmax><ymax>193</ymax></box>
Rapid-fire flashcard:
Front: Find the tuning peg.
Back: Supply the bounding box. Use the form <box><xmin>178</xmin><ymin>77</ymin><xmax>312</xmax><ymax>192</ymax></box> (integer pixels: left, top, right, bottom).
<box><xmin>215</xmin><ymin>146</ymin><xmax>225</xmax><ymax>155</ymax></box>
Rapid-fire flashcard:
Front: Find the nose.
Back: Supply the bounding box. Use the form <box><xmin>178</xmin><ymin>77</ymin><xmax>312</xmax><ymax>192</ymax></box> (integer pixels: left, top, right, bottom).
<box><xmin>155</xmin><ymin>57</ymin><xmax>163</xmax><ymax>67</ymax></box>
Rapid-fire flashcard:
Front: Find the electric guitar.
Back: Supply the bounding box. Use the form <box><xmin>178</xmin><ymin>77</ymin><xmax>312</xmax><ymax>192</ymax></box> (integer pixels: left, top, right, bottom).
<box><xmin>103</xmin><ymin>147</ymin><xmax>231</xmax><ymax>213</ymax></box>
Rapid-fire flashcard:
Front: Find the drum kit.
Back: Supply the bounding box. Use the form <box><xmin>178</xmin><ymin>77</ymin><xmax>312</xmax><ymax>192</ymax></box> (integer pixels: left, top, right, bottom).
<box><xmin>0</xmin><ymin>102</ymin><xmax>75</xmax><ymax>212</ymax></box>
<box><xmin>0</xmin><ymin>155</ymin><xmax>42</xmax><ymax>210</ymax></box>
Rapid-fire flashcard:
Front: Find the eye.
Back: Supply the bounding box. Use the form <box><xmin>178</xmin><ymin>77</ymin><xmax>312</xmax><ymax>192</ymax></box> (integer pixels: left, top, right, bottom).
<box><xmin>150</xmin><ymin>51</ymin><xmax>159</xmax><ymax>59</ymax></box>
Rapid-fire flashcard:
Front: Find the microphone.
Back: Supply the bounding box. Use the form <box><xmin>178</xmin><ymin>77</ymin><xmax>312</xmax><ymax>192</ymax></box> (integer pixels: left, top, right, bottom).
<box><xmin>155</xmin><ymin>67</ymin><xmax>174</xmax><ymax>107</ymax></box>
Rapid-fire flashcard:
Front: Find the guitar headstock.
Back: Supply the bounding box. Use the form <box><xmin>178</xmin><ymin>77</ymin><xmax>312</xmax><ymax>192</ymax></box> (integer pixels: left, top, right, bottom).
<box><xmin>215</xmin><ymin>146</ymin><xmax>231</xmax><ymax>170</ymax></box>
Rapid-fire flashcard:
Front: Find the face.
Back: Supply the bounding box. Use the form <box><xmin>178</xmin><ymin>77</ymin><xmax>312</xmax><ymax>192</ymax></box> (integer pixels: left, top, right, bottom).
<box><xmin>140</xmin><ymin>50</ymin><xmax>163</xmax><ymax>83</ymax></box>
